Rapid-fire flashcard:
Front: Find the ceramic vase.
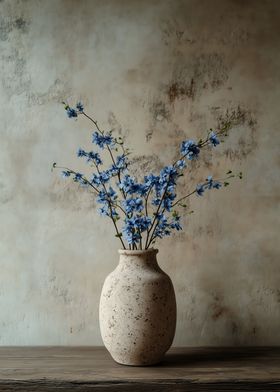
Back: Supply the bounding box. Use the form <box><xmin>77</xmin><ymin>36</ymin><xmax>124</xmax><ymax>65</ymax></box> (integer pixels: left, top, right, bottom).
<box><xmin>99</xmin><ymin>248</ymin><xmax>176</xmax><ymax>366</ymax></box>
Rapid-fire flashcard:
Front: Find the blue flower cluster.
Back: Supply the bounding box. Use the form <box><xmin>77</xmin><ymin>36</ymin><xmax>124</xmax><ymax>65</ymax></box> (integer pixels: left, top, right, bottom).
<box><xmin>59</xmin><ymin>101</ymin><xmax>228</xmax><ymax>249</ymax></box>
<box><xmin>181</xmin><ymin>140</ymin><xmax>200</xmax><ymax>160</ymax></box>
<box><xmin>91</xmin><ymin>170</ymin><xmax>112</xmax><ymax>186</ymax></box>
<box><xmin>77</xmin><ymin>148</ymin><xmax>102</xmax><ymax>165</ymax></box>
<box><xmin>196</xmin><ymin>176</ymin><xmax>222</xmax><ymax>196</ymax></box>
<box><xmin>153</xmin><ymin>213</ymin><xmax>182</xmax><ymax>239</ymax></box>
<box><xmin>61</xmin><ymin>170</ymin><xmax>88</xmax><ymax>186</ymax></box>
<box><xmin>96</xmin><ymin>187</ymin><xmax>118</xmax><ymax>218</ymax></box>
<box><xmin>123</xmin><ymin>216</ymin><xmax>151</xmax><ymax>245</ymax></box>
<box><xmin>65</xmin><ymin>102</ymin><xmax>84</xmax><ymax>118</ymax></box>
<box><xmin>92</xmin><ymin>131</ymin><xmax>115</xmax><ymax>149</ymax></box>
<box><xmin>87</xmin><ymin>154</ymin><xmax>128</xmax><ymax>187</ymax></box>
<box><xmin>119</xmin><ymin>175</ymin><xmax>148</xmax><ymax>196</ymax></box>
<box><xmin>123</xmin><ymin>197</ymin><xmax>143</xmax><ymax>214</ymax></box>
<box><xmin>209</xmin><ymin>131</ymin><xmax>220</xmax><ymax>146</ymax></box>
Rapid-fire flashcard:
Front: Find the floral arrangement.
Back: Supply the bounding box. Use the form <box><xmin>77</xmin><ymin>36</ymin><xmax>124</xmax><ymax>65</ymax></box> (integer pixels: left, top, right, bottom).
<box><xmin>53</xmin><ymin>102</ymin><xmax>242</xmax><ymax>250</ymax></box>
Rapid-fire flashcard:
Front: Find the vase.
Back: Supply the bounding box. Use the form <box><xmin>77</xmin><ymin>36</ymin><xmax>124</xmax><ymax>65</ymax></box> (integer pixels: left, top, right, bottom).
<box><xmin>99</xmin><ymin>248</ymin><xmax>176</xmax><ymax>366</ymax></box>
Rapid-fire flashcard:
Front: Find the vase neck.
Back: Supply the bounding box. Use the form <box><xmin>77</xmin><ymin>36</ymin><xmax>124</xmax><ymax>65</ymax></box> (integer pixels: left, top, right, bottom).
<box><xmin>118</xmin><ymin>249</ymin><xmax>159</xmax><ymax>269</ymax></box>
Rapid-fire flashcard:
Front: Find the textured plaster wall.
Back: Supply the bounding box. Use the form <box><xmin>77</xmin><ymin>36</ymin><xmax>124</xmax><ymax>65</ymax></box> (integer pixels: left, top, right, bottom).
<box><xmin>0</xmin><ymin>0</ymin><xmax>279</xmax><ymax>346</ymax></box>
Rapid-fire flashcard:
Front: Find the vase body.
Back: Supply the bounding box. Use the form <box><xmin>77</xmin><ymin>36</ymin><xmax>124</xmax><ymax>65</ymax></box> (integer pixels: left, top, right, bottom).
<box><xmin>99</xmin><ymin>249</ymin><xmax>176</xmax><ymax>366</ymax></box>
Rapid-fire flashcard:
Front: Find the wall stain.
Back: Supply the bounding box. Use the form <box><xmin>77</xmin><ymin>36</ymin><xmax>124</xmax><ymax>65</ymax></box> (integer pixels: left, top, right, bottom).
<box><xmin>1</xmin><ymin>49</ymin><xmax>31</xmax><ymax>97</ymax></box>
<box><xmin>165</xmin><ymin>53</ymin><xmax>229</xmax><ymax>103</ymax></box>
<box><xmin>212</xmin><ymin>104</ymin><xmax>258</xmax><ymax>160</ymax></box>
<box><xmin>149</xmin><ymin>100</ymin><xmax>171</xmax><ymax>122</ymax></box>
<box><xmin>231</xmin><ymin>321</ymin><xmax>238</xmax><ymax>335</ymax></box>
<box><xmin>212</xmin><ymin>303</ymin><xmax>228</xmax><ymax>320</ymax></box>
<box><xmin>48</xmin><ymin>274</ymin><xmax>73</xmax><ymax>305</ymax></box>
<box><xmin>160</xmin><ymin>19</ymin><xmax>196</xmax><ymax>46</ymax></box>
<box><xmin>108</xmin><ymin>111</ymin><xmax>131</xmax><ymax>141</ymax></box>
<box><xmin>49</xmin><ymin>178</ymin><xmax>95</xmax><ymax>211</ymax></box>
<box><xmin>27</xmin><ymin>78</ymin><xmax>71</xmax><ymax>106</ymax></box>
<box><xmin>0</xmin><ymin>16</ymin><xmax>30</xmax><ymax>41</ymax></box>
<box><xmin>145</xmin><ymin>129</ymin><xmax>154</xmax><ymax>142</ymax></box>
<box><xmin>0</xmin><ymin>172</ymin><xmax>14</xmax><ymax>204</ymax></box>
<box><xmin>167</xmin><ymin>78</ymin><xmax>195</xmax><ymax>103</ymax></box>
<box><xmin>129</xmin><ymin>154</ymin><xmax>163</xmax><ymax>179</ymax></box>
<box><xmin>160</xmin><ymin>16</ymin><xmax>251</xmax><ymax>48</ymax></box>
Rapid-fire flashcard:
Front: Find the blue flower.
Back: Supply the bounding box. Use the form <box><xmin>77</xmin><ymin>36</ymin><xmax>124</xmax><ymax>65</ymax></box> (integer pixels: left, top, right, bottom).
<box><xmin>153</xmin><ymin>214</ymin><xmax>171</xmax><ymax>238</ymax></box>
<box><xmin>73</xmin><ymin>172</ymin><xmax>83</xmax><ymax>182</ymax></box>
<box><xmin>144</xmin><ymin>174</ymin><xmax>159</xmax><ymax>187</ymax></box>
<box><xmin>77</xmin><ymin>148</ymin><xmax>87</xmax><ymax>157</ymax></box>
<box><xmin>92</xmin><ymin>131</ymin><xmax>115</xmax><ymax>149</ymax></box>
<box><xmin>110</xmin><ymin>154</ymin><xmax>128</xmax><ymax>175</ymax></box>
<box><xmin>76</xmin><ymin>102</ymin><xmax>84</xmax><ymax>112</ymax></box>
<box><xmin>115</xmin><ymin>154</ymin><xmax>127</xmax><ymax>170</ymax></box>
<box><xmin>70</xmin><ymin>172</ymin><xmax>88</xmax><ymax>186</ymax></box>
<box><xmin>205</xmin><ymin>175</ymin><xmax>221</xmax><ymax>190</ymax></box>
<box><xmin>122</xmin><ymin>198</ymin><xmax>143</xmax><ymax>214</ymax></box>
<box><xmin>96</xmin><ymin>187</ymin><xmax>117</xmax><ymax>206</ymax></box>
<box><xmin>122</xmin><ymin>217</ymin><xmax>141</xmax><ymax>245</ymax></box>
<box><xmin>196</xmin><ymin>184</ymin><xmax>205</xmax><ymax>196</ymax></box>
<box><xmin>91</xmin><ymin>170</ymin><xmax>111</xmax><ymax>186</ymax></box>
<box><xmin>213</xmin><ymin>181</ymin><xmax>222</xmax><ymax>189</ymax></box>
<box><xmin>170</xmin><ymin>215</ymin><xmax>182</xmax><ymax>231</ymax></box>
<box><xmin>181</xmin><ymin>140</ymin><xmax>200</xmax><ymax>160</ymax></box>
<box><xmin>66</xmin><ymin>107</ymin><xmax>78</xmax><ymax>118</ymax></box>
<box><xmin>91</xmin><ymin>174</ymin><xmax>101</xmax><ymax>186</ymax></box>
<box><xmin>152</xmin><ymin>198</ymin><xmax>161</xmax><ymax>206</ymax></box>
<box><xmin>96</xmin><ymin>189</ymin><xmax>108</xmax><ymax>203</ymax></box>
<box><xmin>118</xmin><ymin>175</ymin><xmax>144</xmax><ymax>195</ymax></box>
<box><xmin>176</xmin><ymin>159</ymin><xmax>186</xmax><ymax>169</ymax></box>
<box><xmin>108</xmin><ymin>186</ymin><xmax>117</xmax><ymax>199</ymax></box>
<box><xmin>163</xmin><ymin>197</ymin><xmax>173</xmax><ymax>211</ymax></box>
<box><xmin>99</xmin><ymin>205</ymin><xmax>110</xmax><ymax>216</ymax></box>
<box><xmin>209</xmin><ymin>131</ymin><xmax>220</xmax><ymax>147</ymax></box>
<box><xmin>88</xmin><ymin>151</ymin><xmax>102</xmax><ymax>165</ymax></box>
<box><xmin>160</xmin><ymin>165</ymin><xmax>178</xmax><ymax>180</ymax></box>
<box><xmin>61</xmin><ymin>170</ymin><xmax>71</xmax><ymax>177</ymax></box>
<box><xmin>122</xmin><ymin>216</ymin><xmax>152</xmax><ymax>245</ymax></box>
<box><xmin>137</xmin><ymin>216</ymin><xmax>151</xmax><ymax>232</ymax></box>
<box><xmin>77</xmin><ymin>148</ymin><xmax>103</xmax><ymax>166</ymax></box>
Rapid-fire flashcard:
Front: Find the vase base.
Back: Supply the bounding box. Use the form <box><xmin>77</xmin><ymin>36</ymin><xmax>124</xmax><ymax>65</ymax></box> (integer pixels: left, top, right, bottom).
<box><xmin>113</xmin><ymin>358</ymin><xmax>164</xmax><ymax>367</ymax></box>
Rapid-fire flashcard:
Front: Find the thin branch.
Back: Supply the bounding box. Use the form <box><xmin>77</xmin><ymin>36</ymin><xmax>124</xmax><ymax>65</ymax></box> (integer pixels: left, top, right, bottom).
<box><xmin>171</xmin><ymin>189</ymin><xmax>196</xmax><ymax>208</ymax></box>
<box><xmin>53</xmin><ymin>165</ymin><xmax>99</xmax><ymax>193</ymax></box>
<box><xmin>82</xmin><ymin>111</ymin><xmax>127</xmax><ymax>200</ymax></box>
<box><xmin>94</xmin><ymin>163</ymin><xmax>126</xmax><ymax>249</ymax></box>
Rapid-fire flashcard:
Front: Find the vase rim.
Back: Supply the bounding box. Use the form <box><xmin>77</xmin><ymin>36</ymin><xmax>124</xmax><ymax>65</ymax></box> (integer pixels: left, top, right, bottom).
<box><xmin>118</xmin><ymin>248</ymin><xmax>158</xmax><ymax>255</ymax></box>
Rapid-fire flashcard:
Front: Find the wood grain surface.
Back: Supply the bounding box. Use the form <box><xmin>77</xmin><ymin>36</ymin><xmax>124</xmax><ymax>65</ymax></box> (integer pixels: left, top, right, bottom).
<box><xmin>0</xmin><ymin>347</ymin><xmax>279</xmax><ymax>391</ymax></box>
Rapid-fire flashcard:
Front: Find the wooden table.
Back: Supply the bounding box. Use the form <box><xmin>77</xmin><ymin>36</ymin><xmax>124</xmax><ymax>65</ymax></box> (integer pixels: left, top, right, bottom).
<box><xmin>0</xmin><ymin>347</ymin><xmax>279</xmax><ymax>391</ymax></box>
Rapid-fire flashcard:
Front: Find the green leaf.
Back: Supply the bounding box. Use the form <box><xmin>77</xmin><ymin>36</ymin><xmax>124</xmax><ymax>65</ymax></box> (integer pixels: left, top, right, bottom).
<box><xmin>224</xmin><ymin>181</ymin><xmax>229</xmax><ymax>187</ymax></box>
<box><xmin>52</xmin><ymin>162</ymin><xmax>56</xmax><ymax>168</ymax></box>
<box><xmin>115</xmin><ymin>233</ymin><xmax>123</xmax><ymax>238</ymax></box>
<box><xmin>226</xmin><ymin>170</ymin><xmax>232</xmax><ymax>174</ymax></box>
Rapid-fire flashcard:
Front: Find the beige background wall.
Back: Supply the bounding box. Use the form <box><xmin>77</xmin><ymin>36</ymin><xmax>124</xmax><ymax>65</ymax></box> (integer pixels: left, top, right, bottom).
<box><xmin>0</xmin><ymin>0</ymin><xmax>279</xmax><ymax>346</ymax></box>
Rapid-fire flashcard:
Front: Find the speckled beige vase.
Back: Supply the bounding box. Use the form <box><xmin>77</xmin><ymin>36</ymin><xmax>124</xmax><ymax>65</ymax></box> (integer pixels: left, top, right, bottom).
<box><xmin>99</xmin><ymin>249</ymin><xmax>176</xmax><ymax>366</ymax></box>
